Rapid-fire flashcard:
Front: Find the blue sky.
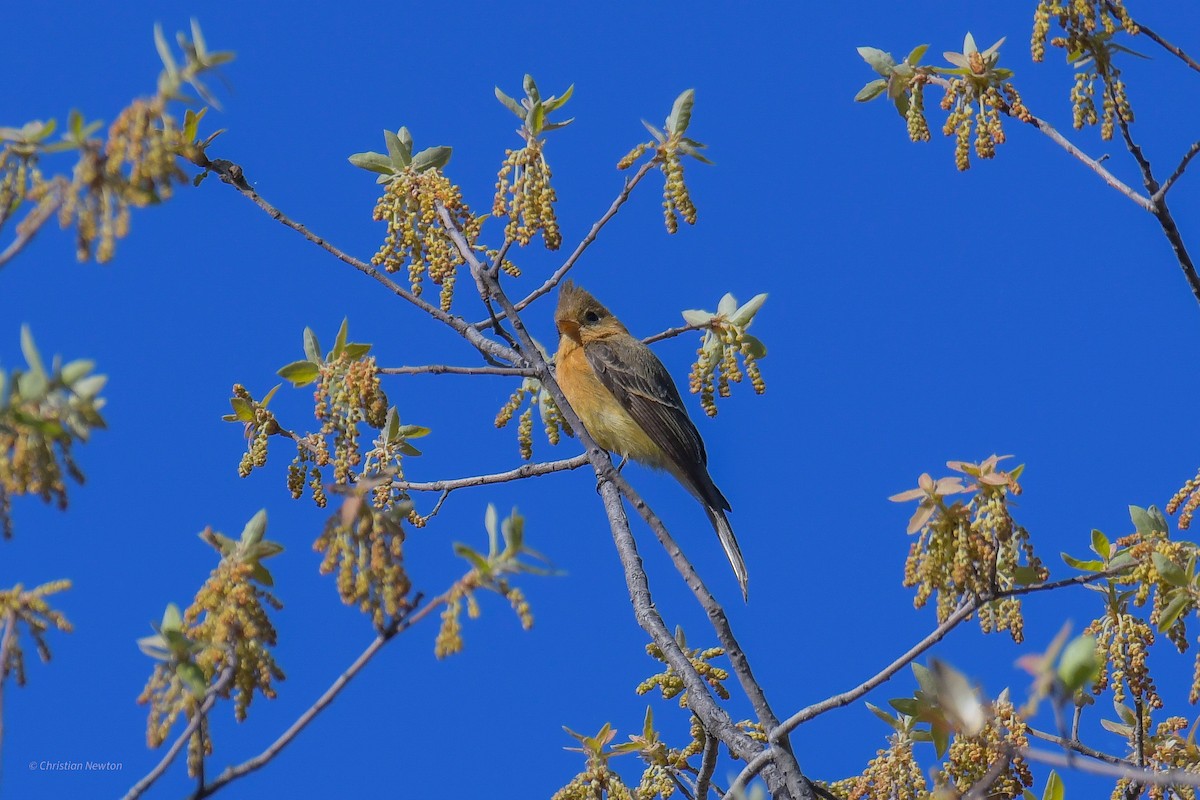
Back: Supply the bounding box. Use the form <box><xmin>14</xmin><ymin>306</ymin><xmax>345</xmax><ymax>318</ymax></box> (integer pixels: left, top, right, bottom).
<box><xmin>5</xmin><ymin>1</ymin><xmax>1200</xmax><ymax>798</ymax></box>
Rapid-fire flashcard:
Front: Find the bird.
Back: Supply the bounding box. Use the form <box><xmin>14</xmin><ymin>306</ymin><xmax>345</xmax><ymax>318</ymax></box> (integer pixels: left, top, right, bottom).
<box><xmin>553</xmin><ymin>280</ymin><xmax>748</xmax><ymax>600</ymax></box>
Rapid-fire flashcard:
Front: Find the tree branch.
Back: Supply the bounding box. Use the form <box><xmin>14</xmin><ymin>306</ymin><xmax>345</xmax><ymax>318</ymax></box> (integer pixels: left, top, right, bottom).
<box><xmin>1109</xmin><ymin>88</ymin><xmax>1200</xmax><ymax>307</ymax></box>
<box><xmin>1027</xmin><ymin>727</ymin><xmax>1128</xmax><ymax>766</ymax></box>
<box><xmin>642</xmin><ymin>321</ymin><xmax>709</xmax><ymax>346</ymax></box>
<box><xmin>694</xmin><ymin>728</ymin><xmax>720</xmax><ymax>800</ymax></box>
<box><xmin>378</xmin><ymin>364</ymin><xmax>534</xmax><ymax>377</ymax></box>
<box><xmin>473</xmin><ymin>158</ymin><xmax>658</xmax><ymax>329</ymax></box>
<box><xmin>1021</xmin><ymin>746</ymin><xmax>1200</xmax><ymax>789</ymax></box>
<box><xmin>188</xmin><ymin>593</ymin><xmax>444</xmax><ymax>799</ymax></box>
<box><xmin>122</xmin><ymin>664</ymin><xmax>236</xmax><ymax>800</ymax></box>
<box><xmin>1153</xmin><ymin>141</ymin><xmax>1200</xmax><ymax>203</ymax></box>
<box><xmin>196</xmin><ymin>154</ymin><xmax>518</xmax><ymax>366</ymax></box>
<box><xmin>391</xmin><ymin>455</ymin><xmax>588</xmax><ymax>493</ymax></box>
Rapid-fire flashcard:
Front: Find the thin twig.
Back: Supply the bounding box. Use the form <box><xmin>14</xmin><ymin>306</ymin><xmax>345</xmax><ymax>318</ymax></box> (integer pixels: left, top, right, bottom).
<box><xmin>642</xmin><ymin>321</ymin><xmax>709</xmax><ymax>346</ymax></box>
<box><xmin>1109</xmin><ymin>87</ymin><xmax>1200</xmax><ymax>306</ymax></box>
<box><xmin>378</xmin><ymin>364</ymin><xmax>534</xmax><ymax>377</ymax></box>
<box><xmin>1153</xmin><ymin>141</ymin><xmax>1200</xmax><ymax>203</ymax></box>
<box><xmin>122</xmin><ymin>664</ymin><xmax>236</xmax><ymax>800</ymax></box>
<box><xmin>1022</xmin><ymin>746</ymin><xmax>1200</xmax><ymax>789</ymax></box>
<box><xmin>1028</xmin><ymin>727</ymin><xmax>1127</xmax><ymax>766</ymax></box>
<box><xmin>190</xmin><ymin>594</ymin><xmax>445</xmax><ymax>799</ymax></box>
<box><xmin>197</xmin><ymin>155</ymin><xmax>518</xmax><ymax>366</ymax></box>
<box><xmin>473</xmin><ymin>159</ymin><xmax>658</xmax><ymax>329</ymax></box>
<box><xmin>1024</xmin><ymin>113</ymin><xmax>1154</xmax><ymax>212</ymax></box>
<box><xmin>0</xmin><ymin>185</ymin><xmax>64</xmax><ymax>269</ymax></box>
<box><xmin>391</xmin><ymin>455</ymin><xmax>588</xmax><ymax>493</ymax></box>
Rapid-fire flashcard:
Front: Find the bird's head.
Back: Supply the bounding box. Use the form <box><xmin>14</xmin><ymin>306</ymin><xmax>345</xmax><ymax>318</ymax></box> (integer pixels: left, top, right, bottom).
<box><xmin>555</xmin><ymin>280</ymin><xmax>623</xmax><ymax>341</ymax></box>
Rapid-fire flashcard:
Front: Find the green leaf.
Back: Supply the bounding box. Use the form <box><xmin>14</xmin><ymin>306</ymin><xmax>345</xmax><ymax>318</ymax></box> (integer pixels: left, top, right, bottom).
<box><xmin>485</xmin><ymin>504</ymin><xmax>499</xmax><ymax>556</ymax></box>
<box><xmin>397</xmin><ymin>442</ymin><xmax>422</xmax><ymax>457</ymax></box>
<box><xmin>453</xmin><ymin>542</ymin><xmax>491</xmax><ymax>576</ymax></box>
<box><xmin>384</xmin><ymin>128</ymin><xmax>411</xmax><ymax>167</ymax></box>
<box><xmin>1090</xmin><ymin>529</ymin><xmax>1111</xmax><ymax>559</ymax></box>
<box><xmin>641</xmin><ymin>120</ymin><xmax>666</xmax><ymax>142</ymax></box>
<box><xmin>527</xmin><ymin>102</ymin><xmax>545</xmax><ymax>135</ymax></box>
<box><xmin>888</xmin><ymin>697</ymin><xmax>918</xmax><ymax>716</ymax></box>
<box><xmin>1153</xmin><ymin>552</ymin><xmax>1190</xmax><ymax>587</ymax></box>
<box><xmin>544</xmin><ymin>83</ymin><xmax>574</xmax><ymax>112</ymax></box>
<box><xmin>854</xmin><ymin>79</ymin><xmax>888</xmax><ymax>103</ymax></box>
<box><xmin>60</xmin><ymin>359</ymin><xmax>94</xmax><ymax>386</ymax></box>
<box><xmin>1100</xmin><ymin>718</ymin><xmax>1131</xmax><ymax>736</ymax></box>
<box><xmin>342</xmin><ymin>343</ymin><xmax>372</xmax><ymax>361</ymax></box>
<box><xmin>20</xmin><ymin>324</ymin><xmax>45</xmax><ymax>376</ymax></box>
<box><xmin>333</xmin><ymin>318</ymin><xmax>349</xmax><ymax>357</ymax></box>
<box><xmin>162</xmin><ymin>603</ymin><xmax>184</xmax><ymax>631</ymax></box>
<box><xmin>1130</xmin><ymin>505</ymin><xmax>1159</xmax><ymax>536</ymax></box>
<box><xmin>153</xmin><ymin>23</ymin><xmax>178</xmax><ymax>78</ymax></box>
<box><xmin>963</xmin><ymin>32</ymin><xmax>978</xmax><ymax>55</ymax></box>
<box><xmin>681</xmin><ymin>309</ymin><xmax>714</xmax><ymax>327</ymax></box>
<box><xmin>348</xmin><ymin>151</ymin><xmax>396</xmax><ymax>176</ymax></box>
<box><xmin>16</xmin><ymin>370</ymin><xmax>48</xmax><ymax>401</ymax></box>
<box><xmin>911</xmin><ymin>661</ymin><xmax>935</xmax><ymax>694</ymax></box>
<box><xmin>72</xmin><ymin>374</ymin><xmax>107</xmax><ymax>399</ymax></box>
<box><xmin>240</xmin><ymin>509</ymin><xmax>268</xmax><ymax>545</ymax></box>
<box><xmin>395</xmin><ymin>424</ymin><xmax>431</xmax><ymax>439</ymax></box>
<box><xmin>667</xmin><ymin>89</ymin><xmax>695</xmax><ymax>134</ymax></box>
<box><xmin>228</xmin><ymin>396</ymin><xmax>254</xmax><ymax>423</ymax></box>
<box><xmin>249</xmin><ymin>561</ymin><xmax>274</xmax><ymax>587</ymax></box>
<box><xmin>303</xmin><ymin>327</ymin><xmax>322</xmax><ymax>363</ymax></box>
<box><xmin>1157</xmin><ymin>590</ymin><xmax>1191</xmax><ymax>632</ymax></box>
<box><xmin>176</xmin><ymin>661</ymin><xmax>207</xmax><ymax>698</ymax></box>
<box><xmin>411</xmin><ymin>146</ymin><xmax>452</xmax><ymax>173</ymax></box>
<box><xmin>740</xmin><ymin>334</ymin><xmax>767</xmax><ymax>359</ymax></box>
<box><xmin>906</xmin><ymin>44</ymin><xmax>930</xmax><ymax>65</ymax></box>
<box><xmin>866</xmin><ymin>702</ymin><xmax>899</xmax><ymax>727</ymax></box>
<box><xmin>1042</xmin><ymin>770</ymin><xmax>1063</xmax><ymax>800</ymax></box>
<box><xmin>1057</xmin><ymin>635</ymin><xmax>1099</xmax><ymax>692</ymax></box>
<box><xmin>277</xmin><ymin>360</ymin><xmax>321</xmax><ymax>387</ymax></box>
<box><xmin>730</xmin><ymin>293</ymin><xmax>767</xmax><ymax>327</ymax></box>
<box><xmin>523</xmin><ymin>74</ymin><xmax>540</xmax><ymax>103</ymax></box>
<box><xmin>1061</xmin><ymin>552</ymin><xmax>1105</xmax><ymax>572</ymax></box>
<box><xmin>930</xmin><ymin>722</ymin><xmax>950</xmax><ymax>759</ymax></box>
<box><xmin>857</xmin><ymin>46</ymin><xmax>895</xmax><ymax>76</ymax></box>
<box><xmin>1107</xmin><ymin>551</ymin><xmax>1137</xmax><ymax>572</ymax></box>
<box><xmin>717</xmin><ymin>293</ymin><xmax>737</xmax><ymax>317</ymax></box>
<box><xmin>495</xmin><ymin>86</ymin><xmax>525</xmax><ymax>119</ymax></box>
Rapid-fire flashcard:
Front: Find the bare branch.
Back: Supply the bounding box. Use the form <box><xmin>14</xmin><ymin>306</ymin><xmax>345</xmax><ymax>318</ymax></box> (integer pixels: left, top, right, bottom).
<box><xmin>392</xmin><ymin>455</ymin><xmax>588</xmax><ymax>493</ymax></box>
<box><xmin>642</xmin><ymin>321</ymin><xmax>709</xmax><ymax>346</ymax></box>
<box><xmin>122</xmin><ymin>664</ymin><xmax>236</xmax><ymax>800</ymax></box>
<box><xmin>1028</xmin><ymin>727</ymin><xmax>1128</xmax><ymax>766</ymax></box>
<box><xmin>1109</xmin><ymin>88</ymin><xmax>1200</xmax><ymax>307</ymax></box>
<box><xmin>196</xmin><ymin>154</ymin><xmax>518</xmax><ymax>365</ymax></box>
<box><xmin>473</xmin><ymin>158</ymin><xmax>658</xmax><ymax>329</ymax></box>
<box><xmin>1023</xmin><ymin>113</ymin><xmax>1154</xmax><ymax>212</ymax></box>
<box><xmin>379</xmin><ymin>364</ymin><xmax>534</xmax><ymax>377</ymax></box>
<box><xmin>1022</xmin><ymin>746</ymin><xmax>1200</xmax><ymax>789</ymax></box>
<box><xmin>1153</xmin><ymin>140</ymin><xmax>1200</xmax><ymax>202</ymax></box>
<box><xmin>189</xmin><ymin>594</ymin><xmax>445</xmax><ymax>799</ymax></box>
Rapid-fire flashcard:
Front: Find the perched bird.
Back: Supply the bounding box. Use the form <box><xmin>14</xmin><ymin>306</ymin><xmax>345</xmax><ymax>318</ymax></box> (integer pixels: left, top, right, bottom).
<box><xmin>553</xmin><ymin>280</ymin><xmax>748</xmax><ymax>600</ymax></box>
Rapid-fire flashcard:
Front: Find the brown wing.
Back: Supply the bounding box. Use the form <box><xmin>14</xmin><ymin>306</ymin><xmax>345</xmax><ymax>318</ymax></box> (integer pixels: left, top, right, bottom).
<box><xmin>584</xmin><ymin>336</ymin><xmax>731</xmax><ymax>512</ymax></box>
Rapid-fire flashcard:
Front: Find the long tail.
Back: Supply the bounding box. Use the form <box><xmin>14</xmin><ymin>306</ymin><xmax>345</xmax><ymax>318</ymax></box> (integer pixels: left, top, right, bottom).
<box><xmin>704</xmin><ymin>504</ymin><xmax>749</xmax><ymax>601</ymax></box>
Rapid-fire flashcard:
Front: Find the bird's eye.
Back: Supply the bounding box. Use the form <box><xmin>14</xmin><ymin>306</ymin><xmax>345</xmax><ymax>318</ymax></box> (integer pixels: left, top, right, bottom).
<box><xmin>584</xmin><ymin>310</ymin><xmax>600</xmax><ymax>323</ymax></box>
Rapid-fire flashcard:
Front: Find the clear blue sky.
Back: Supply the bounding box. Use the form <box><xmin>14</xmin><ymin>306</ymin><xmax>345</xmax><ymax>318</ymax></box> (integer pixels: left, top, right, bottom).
<box><xmin>5</xmin><ymin>2</ymin><xmax>1200</xmax><ymax>798</ymax></box>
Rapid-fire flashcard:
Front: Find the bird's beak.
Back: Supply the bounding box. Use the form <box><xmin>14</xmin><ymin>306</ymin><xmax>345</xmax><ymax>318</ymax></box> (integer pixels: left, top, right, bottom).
<box><xmin>555</xmin><ymin>315</ymin><xmax>580</xmax><ymax>339</ymax></box>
